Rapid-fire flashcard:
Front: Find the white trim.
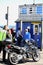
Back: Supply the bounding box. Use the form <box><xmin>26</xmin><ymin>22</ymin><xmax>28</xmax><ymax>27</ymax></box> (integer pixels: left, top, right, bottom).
<box><xmin>33</xmin><ymin>24</ymin><xmax>39</xmax><ymax>35</ymax></box>
<box><xmin>21</xmin><ymin>20</ymin><xmax>22</xmax><ymax>31</ymax></box>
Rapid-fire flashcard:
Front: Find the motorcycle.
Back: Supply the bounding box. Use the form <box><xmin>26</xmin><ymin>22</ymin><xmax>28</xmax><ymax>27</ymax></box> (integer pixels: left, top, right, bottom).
<box><xmin>5</xmin><ymin>39</ymin><xmax>40</xmax><ymax>65</ymax></box>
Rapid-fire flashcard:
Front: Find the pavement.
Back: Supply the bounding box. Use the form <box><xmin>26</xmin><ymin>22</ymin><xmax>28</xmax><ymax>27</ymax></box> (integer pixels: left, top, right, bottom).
<box><xmin>0</xmin><ymin>50</ymin><xmax>43</xmax><ymax>65</ymax></box>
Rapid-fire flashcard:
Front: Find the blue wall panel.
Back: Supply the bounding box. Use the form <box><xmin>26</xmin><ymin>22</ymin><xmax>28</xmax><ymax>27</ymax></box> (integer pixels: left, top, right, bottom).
<box><xmin>16</xmin><ymin>22</ymin><xmax>21</xmax><ymax>32</ymax></box>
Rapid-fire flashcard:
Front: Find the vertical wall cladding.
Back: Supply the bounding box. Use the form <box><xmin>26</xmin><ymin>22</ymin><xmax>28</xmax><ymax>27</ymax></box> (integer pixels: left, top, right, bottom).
<box><xmin>16</xmin><ymin>22</ymin><xmax>21</xmax><ymax>32</ymax></box>
<box><xmin>37</xmin><ymin>23</ymin><xmax>42</xmax><ymax>48</ymax></box>
<box><xmin>31</xmin><ymin>24</ymin><xmax>33</xmax><ymax>38</ymax></box>
<box><xmin>39</xmin><ymin>23</ymin><xmax>42</xmax><ymax>48</ymax></box>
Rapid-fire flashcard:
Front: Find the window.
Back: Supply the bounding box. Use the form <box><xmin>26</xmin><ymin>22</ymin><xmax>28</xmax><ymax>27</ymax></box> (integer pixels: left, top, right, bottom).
<box><xmin>20</xmin><ymin>8</ymin><xmax>27</xmax><ymax>14</ymax></box>
<box><xmin>35</xmin><ymin>25</ymin><xmax>38</xmax><ymax>33</ymax></box>
<box><xmin>36</xmin><ymin>5</ymin><xmax>42</xmax><ymax>14</ymax></box>
<box><xmin>33</xmin><ymin>24</ymin><xmax>39</xmax><ymax>35</ymax></box>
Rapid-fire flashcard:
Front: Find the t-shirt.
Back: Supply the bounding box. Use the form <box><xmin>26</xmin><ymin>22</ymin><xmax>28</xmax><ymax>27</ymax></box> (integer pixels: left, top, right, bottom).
<box><xmin>17</xmin><ymin>30</ymin><xmax>21</xmax><ymax>37</ymax></box>
<box><xmin>24</xmin><ymin>32</ymin><xmax>31</xmax><ymax>41</ymax></box>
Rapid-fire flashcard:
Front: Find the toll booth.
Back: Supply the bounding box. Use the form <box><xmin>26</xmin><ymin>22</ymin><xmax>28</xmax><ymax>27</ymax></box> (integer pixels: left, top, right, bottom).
<box><xmin>16</xmin><ymin>20</ymin><xmax>42</xmax><ymax>49</ymax></box>
<box><xmin>15</xmin><ymin>4</ymin><xmax>43</xmax><ymax>50</ymax></box>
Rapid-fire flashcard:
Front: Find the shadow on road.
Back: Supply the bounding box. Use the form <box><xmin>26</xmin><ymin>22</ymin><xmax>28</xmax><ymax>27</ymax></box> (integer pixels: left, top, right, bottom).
<box><xmin>0</xmin><ymin>58</ymin><xmax>36</xmax><ymax>65</ymax></box>
<box><xmin>0</xmin><ymin>59</ymin><xmax>10</xmax><ymax>65</ymax></box>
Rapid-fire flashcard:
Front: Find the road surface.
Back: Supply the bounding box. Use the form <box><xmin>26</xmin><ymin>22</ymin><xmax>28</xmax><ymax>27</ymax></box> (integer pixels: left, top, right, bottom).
<box><xmin>0</xmin><ymin>50</ymin><xmax>43</xmax><ymax>65</ymax></box>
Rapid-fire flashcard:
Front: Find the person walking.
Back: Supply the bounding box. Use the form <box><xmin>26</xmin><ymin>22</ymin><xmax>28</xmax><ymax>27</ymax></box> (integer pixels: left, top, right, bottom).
<box><xmin>17</xmin><ymin>27</ymin><xmax>22</xmax><ymax>46</ymax></box>
<box><xmin>2</xmin><ymin>25</ymin><xmax>8</xmax><ymax>62</ymax></box>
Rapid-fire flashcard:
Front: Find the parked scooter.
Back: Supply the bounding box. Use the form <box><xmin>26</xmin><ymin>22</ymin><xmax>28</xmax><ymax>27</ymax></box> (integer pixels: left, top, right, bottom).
<box><xmin>5</xmin><ymin>39</ymin><xmax>40</xmax><ymax>65</ymax></box>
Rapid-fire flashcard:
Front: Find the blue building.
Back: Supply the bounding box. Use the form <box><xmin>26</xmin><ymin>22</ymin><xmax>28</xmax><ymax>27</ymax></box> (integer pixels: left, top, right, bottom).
<box><xmin>15</xmin><ymin>4</ymin><xmax>43</xmax><ymax>50</ymax></box>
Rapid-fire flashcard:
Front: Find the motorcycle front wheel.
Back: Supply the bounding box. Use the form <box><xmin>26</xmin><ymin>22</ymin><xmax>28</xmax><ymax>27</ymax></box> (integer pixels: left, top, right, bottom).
<box><xmin>9</xmin><ymin>52</ymin><xmax>18</xmax><ymax>65</ymax></box>
<box><xmin>32</xmin><ymin>50</ymin><xmax>40</xmax><ymax>62</ymax></box>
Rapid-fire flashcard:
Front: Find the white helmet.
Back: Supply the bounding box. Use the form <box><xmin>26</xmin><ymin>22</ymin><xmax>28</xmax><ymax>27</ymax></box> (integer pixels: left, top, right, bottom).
<box><xmin>27</xmin><ymin>26</ymin><xmax>30</xmax><ymax>29</ymax></box>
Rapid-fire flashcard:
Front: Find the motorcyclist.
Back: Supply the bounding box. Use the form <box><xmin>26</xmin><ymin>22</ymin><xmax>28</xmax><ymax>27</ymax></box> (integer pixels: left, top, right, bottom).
<box><xmin>23</xmin><ymin>26</ymin><xmax>32</xmax><ymax>50</ymax></box>
<box><xmin>24</xmin><ymin>27</ymin><xmax>31</xmax><ymax>43</ymax></box>
<box><xmin>24</xmin><ymin>26</ymin><xmax>37</xmax><ymax>48</ymax></box>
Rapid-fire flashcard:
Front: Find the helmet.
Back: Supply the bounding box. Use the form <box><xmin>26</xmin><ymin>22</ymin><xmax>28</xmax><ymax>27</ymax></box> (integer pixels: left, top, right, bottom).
<box><xmin>27</xmin><ymin>26</ymin><xmax>30</xmax><ymax>29</ymax></box>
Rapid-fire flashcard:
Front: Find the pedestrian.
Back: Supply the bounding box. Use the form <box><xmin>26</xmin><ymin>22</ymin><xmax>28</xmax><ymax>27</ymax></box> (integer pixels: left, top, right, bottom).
<box><xmin>2</xmin><ymin>25</ymin><xmax>8</xmax><ymax>62</ymax></box>
<box><xmin>0</xmin><ymin>28</ymin><xmax>3</xmax><ymax>53</ymax></box>
<box><xmin>17</xmin><ymin>27</ymin><xmax>22</xmax><ymax>46</ymax></box>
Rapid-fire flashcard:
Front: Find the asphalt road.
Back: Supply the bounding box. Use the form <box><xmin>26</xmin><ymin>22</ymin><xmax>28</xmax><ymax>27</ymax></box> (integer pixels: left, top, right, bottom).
<box><xmin>0</xmin><ymin>50</ymin><xmax>43</xmax><ymax>65</ymax></box>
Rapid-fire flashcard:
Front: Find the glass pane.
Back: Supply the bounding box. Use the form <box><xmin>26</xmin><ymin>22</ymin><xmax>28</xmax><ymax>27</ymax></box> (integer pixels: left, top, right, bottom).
<box><xmin>20</xmin><ymin>8</ymin><xmax>27</xmax><ymax>14</ymax></box>
<box><xmin>36</xmin><ymin>5</ymin><xmax>42</xmax><ymax>14</ymax></box>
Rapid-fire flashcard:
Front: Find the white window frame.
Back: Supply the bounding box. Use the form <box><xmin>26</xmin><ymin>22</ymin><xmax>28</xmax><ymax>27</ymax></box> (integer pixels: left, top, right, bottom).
<box><xmin>33</xmin><ymin>24</ymin><xmax>39</xmax><ymax>35</ymax></box>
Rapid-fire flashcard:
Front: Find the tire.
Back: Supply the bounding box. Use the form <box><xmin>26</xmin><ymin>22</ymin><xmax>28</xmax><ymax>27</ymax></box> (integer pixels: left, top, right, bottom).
<box><xmin>32</xmin><ymin>50</ymin><xmax>40</xmax><ymax>62</ymax></box>
<box><xmin>9</xmin><ymin>52</ymin><xmax>18</xmax><ymax>65</ymax></box>
<box><xmin>22</xmin><ymin>57</ymin><xmax>26</xmax><ymax>63</ymax></box>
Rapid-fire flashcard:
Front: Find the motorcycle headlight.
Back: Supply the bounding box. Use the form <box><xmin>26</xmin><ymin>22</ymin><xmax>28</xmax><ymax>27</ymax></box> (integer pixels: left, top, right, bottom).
<box><xmin>20</xmin><ymin>49</ymin><xmax>23</xmax><ymax>53</ymax></box>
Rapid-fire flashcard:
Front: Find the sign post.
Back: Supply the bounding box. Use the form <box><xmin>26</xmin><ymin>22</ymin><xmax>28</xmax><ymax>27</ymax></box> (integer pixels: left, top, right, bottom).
<box><xmin>33</xmin><ymin>0</ymin><xmax>35</xmax><ymax>4</ymax></box>
<box><xmin>5</xmin><ymin>6</ymin><xmax>9</xmax><ymax>26</ymax></box>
